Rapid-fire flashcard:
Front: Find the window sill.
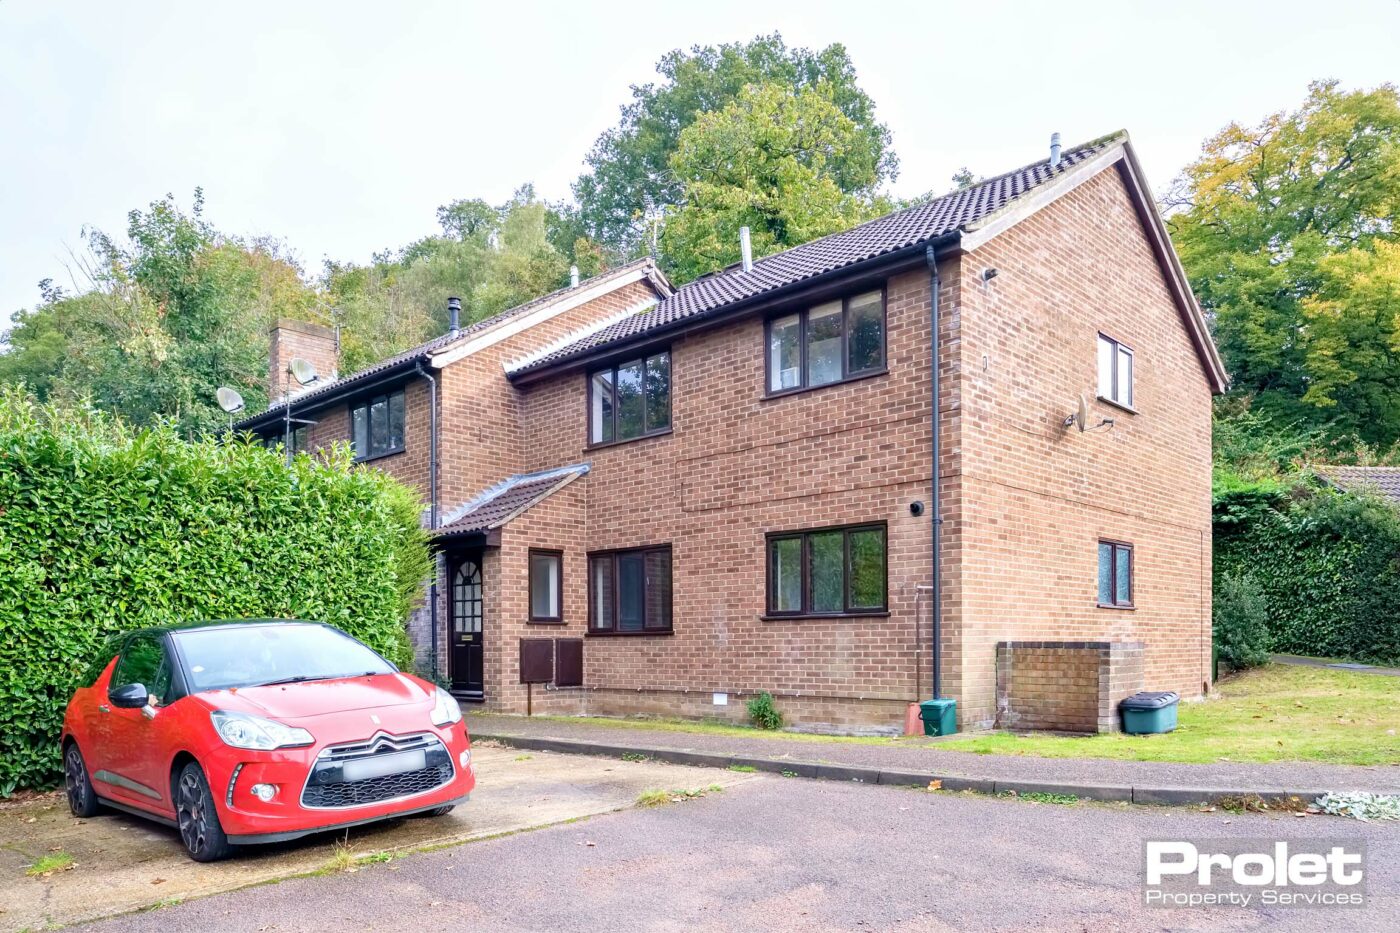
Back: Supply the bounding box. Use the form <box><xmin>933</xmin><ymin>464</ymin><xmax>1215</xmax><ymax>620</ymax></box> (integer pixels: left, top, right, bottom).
<box><xmin>763</xmin><ymin>368</ymin><xmax>888</xmax><ymax>402</ymax></box>
<box><xmin>353</xmin><ymin>447</ymin><xmax>407</xmax><ymax>465</ymax></box>
<box><xmin>1096</xmin><ymin>396</ymin><xmax>1137</xmax><ymax>416</ymax></box>
<box><xmin>586</xmin><ymin>428</ymin><xmax>673</xmax><ymax>452</ymax></box>
<box><xmin>585</xmin><ymin>629</ymin><xmax>675</xmax><ymax>637</ymax></box>
<box><xmin>760</xmin><ymin>611</ymin><xmax>891</xmax><ymax>622</ymax></box>
<box><xmin>527</xmin><ymin>619</ymin><xmax>566</xmax><ymax>625</ymax></box>
<box><xmin>1096</xmin><ymin>603</ymin><xmax>1136</xmax><ymax>611</ymax></box>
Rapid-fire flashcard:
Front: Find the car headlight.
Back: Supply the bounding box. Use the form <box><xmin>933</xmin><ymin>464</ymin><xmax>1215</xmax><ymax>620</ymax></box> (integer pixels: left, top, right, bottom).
<box><xmin>431</xmin><ymin>687</ymin><xmax>462</xmax><ymax>727</ymax></box>
<box><xmin>210</xmin><ymin>710</ymin><xmax>314</xmax><ymax>750</ymax></box>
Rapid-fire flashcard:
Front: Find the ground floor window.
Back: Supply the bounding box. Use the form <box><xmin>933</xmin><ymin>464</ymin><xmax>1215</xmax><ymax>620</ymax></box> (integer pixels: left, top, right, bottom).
<box><xmin>766</xmin><ymin>524</ymin><xmax>886</xmax><ymax>617</ymax></box>
<box><xmin>589</xmin><ymin>546</ymin><xmax>672</xmax><ymax>634</ymax></box>
<box><xmin>529</xmin><ymin>550</ymin><xmax>563</xmax><ymax>622</ymax></box>
<box><xmin>1097</xmin><ymin>540</ymin><xmax>1133</xmax><ymax>608</ymax></box>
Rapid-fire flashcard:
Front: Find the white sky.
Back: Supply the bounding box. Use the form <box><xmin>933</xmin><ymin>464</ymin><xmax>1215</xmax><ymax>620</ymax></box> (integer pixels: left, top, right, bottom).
<box><xmin>2</xmin><ymin>0</ymin><xmax>1397</xmax><ymax>323</ymax></box>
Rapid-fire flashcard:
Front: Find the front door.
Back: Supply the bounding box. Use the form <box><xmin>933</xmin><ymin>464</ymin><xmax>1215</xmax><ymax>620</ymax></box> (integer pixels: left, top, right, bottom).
<box><xmin>450</xmin><ymin>555</ymin><xmax>484</xmax><ymax>698</ymax></box>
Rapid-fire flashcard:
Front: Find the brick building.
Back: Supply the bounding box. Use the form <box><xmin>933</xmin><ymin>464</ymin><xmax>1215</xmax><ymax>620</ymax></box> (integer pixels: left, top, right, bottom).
<box><xmin>236</xmin><ymin>132</ymin><xmax>1227</xmax><ymax>733</ymax></box>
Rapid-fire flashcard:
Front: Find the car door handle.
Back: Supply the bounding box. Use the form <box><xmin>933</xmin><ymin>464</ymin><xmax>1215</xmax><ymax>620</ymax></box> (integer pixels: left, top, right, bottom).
<box><xmin>98</xmin><ymin>704</ymin><xmax>110</xmax><ymax>713</ymax></box>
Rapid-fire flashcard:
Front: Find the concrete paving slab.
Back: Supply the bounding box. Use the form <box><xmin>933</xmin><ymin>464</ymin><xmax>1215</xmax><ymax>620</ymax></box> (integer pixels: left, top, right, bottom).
<box><xmin>0</xmin><ymin>745</ymin><xmax>752</xmax><ymax>932</ymax></box>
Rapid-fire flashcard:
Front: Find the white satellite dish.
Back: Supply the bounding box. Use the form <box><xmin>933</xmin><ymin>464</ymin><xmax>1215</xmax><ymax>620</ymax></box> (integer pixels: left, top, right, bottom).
<box><xmin>216</xmin><ymin>387</ymin><xmax>245</xmax><ymax>414</ymax></box>
<box><xmin>288</xmin><ymin>357</ymin><xmax>319</xmax><ymax>386</ymax></box>
<box><xmin>1076</xmin><ymin>393</ymin><xmax>1089</xmax><ymax>432</ymax></box>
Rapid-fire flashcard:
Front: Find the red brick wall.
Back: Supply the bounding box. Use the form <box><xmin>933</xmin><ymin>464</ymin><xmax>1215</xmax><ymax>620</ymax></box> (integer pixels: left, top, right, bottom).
<box><xmin>947</xmin><ymin>165</ymin><xmax>1214</xmax><ymax>726</ymax></box>
<box><xmin>269</xmin><ymin>319</ymin><xmax>338</xmax><ymax>401</ymax></box>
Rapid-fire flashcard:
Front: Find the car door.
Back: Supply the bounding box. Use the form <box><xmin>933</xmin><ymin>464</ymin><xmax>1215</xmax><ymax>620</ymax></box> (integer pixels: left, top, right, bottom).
<box><xmin>94</xmin><ymin>633</ymin><xmax>174</xmax><ymax>810</ymax></box>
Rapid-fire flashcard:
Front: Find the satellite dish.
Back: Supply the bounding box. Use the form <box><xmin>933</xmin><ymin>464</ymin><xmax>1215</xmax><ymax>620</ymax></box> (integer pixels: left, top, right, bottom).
<box><xmin>1076</xmin><ymin>393</ymin><xmax>1089</xmax><ymax>432</ymax></box>
<box><xmin>216</xmin><ymin>387</ymin><xmax>245</xmax><ymax>414</ymax></box>
<box><xmin>288</xmin><ymin>357</ymin><xmax>319</xmax><ymax>386</ymax></box>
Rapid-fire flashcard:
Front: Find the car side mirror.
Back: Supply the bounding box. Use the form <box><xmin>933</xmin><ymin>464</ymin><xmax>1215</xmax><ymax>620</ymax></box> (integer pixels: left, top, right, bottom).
<box><xmin>109</xmin><ymin>683</ymin><xmax>148</xmax><ymax>709</ymax></box>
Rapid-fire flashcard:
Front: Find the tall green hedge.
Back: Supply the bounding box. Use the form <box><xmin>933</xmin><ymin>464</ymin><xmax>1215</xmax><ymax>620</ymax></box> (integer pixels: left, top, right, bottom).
<box><xmin>0</xmin><ymin>391</ymin><xmax>430</xmax><ymax>794</ymax></box>
<box><xmin>1214</xmin><ymin>478</ymin><xmax>1400</xmax><ymax>665</ymax></box>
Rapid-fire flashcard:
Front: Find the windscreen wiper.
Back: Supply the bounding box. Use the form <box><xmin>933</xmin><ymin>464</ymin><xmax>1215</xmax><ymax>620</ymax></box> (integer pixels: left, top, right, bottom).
<box><xmin>252</xmin><ymin>674</ymin><xmax>336</xmax><ymax>687</ymax></box>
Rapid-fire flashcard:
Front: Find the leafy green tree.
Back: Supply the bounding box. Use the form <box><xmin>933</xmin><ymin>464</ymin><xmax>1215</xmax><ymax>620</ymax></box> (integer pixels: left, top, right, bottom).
<box><xmin>573</xmin><ymin>33</ymin><xmax>896</xmax><ymax>257</ymax></box>
<box><xmin>661</xmin><ymin>82</ymin><xmax>891</xmax><ymax>282</ymax></box>
<box><xmin>0</xmin><ymin>191</ymin><xmax>317</xmax><ymax>435</ymax></box>
<box><xmin>1167</xmin><ymin>81</ymin><xmax>1400</xmax><ymax>444</ymax></box>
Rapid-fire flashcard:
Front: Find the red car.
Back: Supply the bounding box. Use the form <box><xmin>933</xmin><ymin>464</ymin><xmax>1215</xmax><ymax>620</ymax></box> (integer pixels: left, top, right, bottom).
<box><xmin>61</xmin><ymin>619</ymin><xmax>475</xmax><ymax>861</ymax></box>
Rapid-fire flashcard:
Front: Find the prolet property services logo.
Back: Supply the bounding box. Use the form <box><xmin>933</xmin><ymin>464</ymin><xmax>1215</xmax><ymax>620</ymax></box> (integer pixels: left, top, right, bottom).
<box><xmin>1143</xmin><ymin>837</ymin><xmax>1366</xmax><ymax>908</ymax></box>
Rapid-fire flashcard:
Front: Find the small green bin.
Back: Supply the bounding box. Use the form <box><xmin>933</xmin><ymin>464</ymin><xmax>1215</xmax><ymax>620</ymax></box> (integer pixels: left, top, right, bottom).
<box><xmin>918</xmin><ymin>698</ymin><xmax>958</xmax><ymax>736</ymax></box>
<box><xmin>1120</xmin><ymin>691</ymin><xmax>1179</xmax><ymax>734</ymax></box>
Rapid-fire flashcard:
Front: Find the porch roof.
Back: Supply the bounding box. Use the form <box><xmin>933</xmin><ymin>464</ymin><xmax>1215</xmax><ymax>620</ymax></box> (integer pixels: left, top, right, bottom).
<box><xmin>434</xmin><ymin>464</ymin><xmax>589</xmax><ymax>539</ymax></box>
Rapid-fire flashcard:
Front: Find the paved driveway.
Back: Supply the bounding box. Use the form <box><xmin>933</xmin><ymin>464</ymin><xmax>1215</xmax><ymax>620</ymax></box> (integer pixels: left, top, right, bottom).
<box><xmin>72</xmin><ymin>771</ymin><xmax>1396</xmax><ymax>932</ymax></box>
<box><xmin>1</xmin><ymin>745</ymin><xmax>750</xmax><ymax>932</ymax></box>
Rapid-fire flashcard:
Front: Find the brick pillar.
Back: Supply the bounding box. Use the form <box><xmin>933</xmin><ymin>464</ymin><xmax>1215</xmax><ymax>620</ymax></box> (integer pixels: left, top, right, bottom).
<box><xmin>268</xmin><ymin>319</ymin><xmax>338</xmax><ymax>400</ymax></box>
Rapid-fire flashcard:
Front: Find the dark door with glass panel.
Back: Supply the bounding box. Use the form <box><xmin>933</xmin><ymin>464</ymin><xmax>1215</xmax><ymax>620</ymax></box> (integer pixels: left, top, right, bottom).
<box><xmin>450</xmin><ymin>556</ymin><xmax>484</xmax><ymax>698</ymax></box>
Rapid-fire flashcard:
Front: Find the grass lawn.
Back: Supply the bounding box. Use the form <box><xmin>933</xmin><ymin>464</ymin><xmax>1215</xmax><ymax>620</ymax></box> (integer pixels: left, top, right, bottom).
<box><xmin>936</xmin><ymin>664</ymin><xmax>1399</xmax><ymax>766</ymax></box>
<box><xmin>522</xmin><ymin>664</ymin><xmax>1398</xmax><ymax>766</ymax></box>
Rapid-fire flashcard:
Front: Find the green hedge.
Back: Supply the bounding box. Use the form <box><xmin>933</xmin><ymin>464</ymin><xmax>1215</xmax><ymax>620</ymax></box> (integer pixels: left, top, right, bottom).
<box><xmin>0</xmin><ymin>391</ymin><xmax>430</xmax><ymax>794</ymax></box>
<box><xmin>1214</xmin><ymin>478</ymin><xmax>1400</xmax><ymax>665</ymax></box>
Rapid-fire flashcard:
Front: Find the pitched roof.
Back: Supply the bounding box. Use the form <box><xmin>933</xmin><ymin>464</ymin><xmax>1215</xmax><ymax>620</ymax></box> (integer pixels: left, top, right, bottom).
<box><xmin>435</xmin><ymin>464</ymin><xmax>589</xmax><ymax>538</ymax></box>
<box><xmin>1320</xmin><ymin>466</ymin><xmax>1400</xmax><ymax>508</ymax></box>
<box><xmin>234</xmin><ymin>259</ymin><xmax>669</xmax><ymax>431</ymax></box>
<box><xmin>506</xmin><ymin>135</ymin><xmax>1122</xmax><ymax>377</ymax></box>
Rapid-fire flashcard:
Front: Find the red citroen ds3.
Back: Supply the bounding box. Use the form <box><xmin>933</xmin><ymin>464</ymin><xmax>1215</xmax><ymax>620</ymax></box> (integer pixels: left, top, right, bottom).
<box><xmin>61</xmin><ymin>620</ymin><xmax>474</xmax><ymax>861</ymax></box>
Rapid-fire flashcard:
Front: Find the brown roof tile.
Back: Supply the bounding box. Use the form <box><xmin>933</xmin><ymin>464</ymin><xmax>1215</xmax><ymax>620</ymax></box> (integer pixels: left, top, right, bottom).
<box><xmin>435</xmin><ymin>465</ymin><xmax>588</xmax><ymax>538</ymax></box>
<box><xmin>1322</xmin><ymin>466</ymin><xmax>1400</xmax><ymax>508</ymax></box>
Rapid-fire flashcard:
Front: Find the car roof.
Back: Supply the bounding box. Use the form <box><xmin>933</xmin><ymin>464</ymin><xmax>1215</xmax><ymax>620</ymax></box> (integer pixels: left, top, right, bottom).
<box><xmin>124</xmin><ymin>618</ymin><xmax>327</xmax><ymax>640</ymax></box>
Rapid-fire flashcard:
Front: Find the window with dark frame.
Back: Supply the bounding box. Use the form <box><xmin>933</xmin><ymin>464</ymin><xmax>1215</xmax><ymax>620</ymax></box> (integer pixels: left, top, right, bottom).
<box><xmin>588</xmin><ymin>546</ymin><xmax>672</xmax><ymax>634</ymax></box>
<box><xmin>1097</xmin><ymin>334</ymin><xmax>1134</xmax><ymax>408</ymax></box>
<box><xmin>263</xmin><ymin>426</ymin><xmax>308</xmax><ymax>454</ymax></box>
<box><xmin>765</xmin><ymin>524</ymin><xmax>887</xmax><ymax>617</ymax></box>
<box><xmin>350</xmin><ymin>389</ymin><xmax>406</xmax><ymax>460</ymax></box>
<box><xmin>767</xmin><ymin>290</ymin><xmax>885</xmax><ymax>395</ymax></box>
<box><xmin>1097</xmin><ymin>540</ymin><xmax>1133</xmax><ymax>608</ymax></box>
<box><xmin>589</xmin><ymin>351</ymin><xmax>671</xmax><ymax>445</ymax></box>
<box><xmin>528</xmin><ymin>550</ymin><xmax>563</xmax><ymax>623</ymax></box>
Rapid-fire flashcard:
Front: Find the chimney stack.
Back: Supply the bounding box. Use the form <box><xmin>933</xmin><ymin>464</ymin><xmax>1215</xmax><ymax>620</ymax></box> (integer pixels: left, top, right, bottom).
<box><xmin>570</xmin><ymin>265</ymin><xmax>579</xmax><ymax>288</ymax></box>
<box><xmin>268</xmin><ymin>319</ymin><xmax>337</xmax><ymax>401</ymax></box>
<box><xmin>447</xmin><ymin>296</ymin><xmax>461</xmax><ymax>337</ymax></box>
<box><xmin>1049</xmin><ymin>132</ymin><xmax>1062</xmax><ymax>169</ymax></box>
<box><xmin>739</xmin><ymin>226</ymin><xmax>753</xmax><ymax>273</ymax></box>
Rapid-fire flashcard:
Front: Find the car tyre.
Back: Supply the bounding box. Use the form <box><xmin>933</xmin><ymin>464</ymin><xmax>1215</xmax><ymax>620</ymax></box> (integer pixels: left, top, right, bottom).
<box><xmin>175</xmin><ymin>761</ymin><xmax>234</xmax><ymax>862</ymax></box>
<box><xmin>63</xmin><ymin>743</ymin><xmax>101</xmax><ymax>818</ymax></box>
<box><xmin>412</xmin><ymin>805</ymin><xmax>455</xmax><ymax>818</ymax></box>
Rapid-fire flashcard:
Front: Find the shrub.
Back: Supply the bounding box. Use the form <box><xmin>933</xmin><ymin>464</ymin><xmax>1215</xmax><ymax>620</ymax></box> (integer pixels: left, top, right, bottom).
<box><xmin>746</xmin><ymin>691</ymin><xmax>783</xmax><ymax>730</ymax></box>
<box><xmin>0</xmin><ymin>390</ymin><xmax>430</xmax><ymax>794</ymax></box>
<box><xmin>1213</xmin><ymin>573</ymin><xmax>1272</xmax><ymax>670</ymax></box>
<box><xmin>1214</xmin><ymin>480</ymin><xmax>1400</xmax><ymax>664</ymax></box>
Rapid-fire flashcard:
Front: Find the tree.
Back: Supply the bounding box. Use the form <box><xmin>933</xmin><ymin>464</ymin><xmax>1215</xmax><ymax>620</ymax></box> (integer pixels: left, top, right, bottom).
<box><xmin>1166</xmin><ymin>81</ymin><xmax>1400</xmax><ymax>444</ymax></box>
<box><xmin>660</xmin><ymin>82</ymin><xmax>891</xmax><ymax>283</ymax></box>
<box><xmin>573</xmin><ymin>33</ymin><xmax>896</xmax><ymax>258</ymax></box>
<box><xmin>0</xmin><ymin>191</ymin><xmax>318</xmax><ymax>436</ymax></box>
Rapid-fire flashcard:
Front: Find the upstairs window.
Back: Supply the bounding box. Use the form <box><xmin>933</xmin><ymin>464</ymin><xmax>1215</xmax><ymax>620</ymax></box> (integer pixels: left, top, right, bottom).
<box><xmin>766</xmin><ymin>524</ymin><xmax>887</xmax><ymax>617</ymax></box>
<box><xmin>1097</xmin><ymin>334</ymin><xmax>1134</xmax><ymax>408</ymax></box>
<box><xmin>590</xmin><ymin>352</ymin><xmax>671</xmax><ymax>446</ymax></box>
<box><xmin>263</xmin><ymin>426</ymin><xmax>308</xmax><ymax>454</ymax></box>
<box><xmin>767</xmin><ymin>290</ymin><xmax>885</xmax><ymax>395</ymax></box>
<box><xmin>351</xmin><ymin>389</ymin><xmax>406</xmax><ymax>460</ymax></box>
<box><xmin>1097</xmin><ymin>540</ymin><xmax>1133</xmax><ymax>608</ymax></box>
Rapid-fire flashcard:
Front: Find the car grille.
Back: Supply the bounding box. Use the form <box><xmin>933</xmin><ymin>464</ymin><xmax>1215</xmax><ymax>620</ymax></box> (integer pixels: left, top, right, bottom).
<box><xmin>301</xmin><ymin>731</ymin><xmax>453</xmax><ymax>809</ymax></box>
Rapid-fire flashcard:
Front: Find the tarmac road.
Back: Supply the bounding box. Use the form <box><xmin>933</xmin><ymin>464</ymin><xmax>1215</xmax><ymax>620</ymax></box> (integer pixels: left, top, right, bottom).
<box><xmin>78</xmin><ymin>772</ymin><xmax>1396</xmax><ymax>933</ymax></box>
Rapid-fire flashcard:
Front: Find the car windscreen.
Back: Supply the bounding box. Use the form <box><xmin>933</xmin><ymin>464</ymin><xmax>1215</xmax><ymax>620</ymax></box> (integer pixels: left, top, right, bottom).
<box><xmin>173</xmin><ymin>625</ymin><xmax>396</xmax><ymax>692</ymax></box>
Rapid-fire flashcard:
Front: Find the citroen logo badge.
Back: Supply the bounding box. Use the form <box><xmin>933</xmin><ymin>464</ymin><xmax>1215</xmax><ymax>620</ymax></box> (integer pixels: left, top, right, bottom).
<box><xmin>370</xmin><ymin>714</ymin><xmax>381</xmax><ymax>725</ymax></box>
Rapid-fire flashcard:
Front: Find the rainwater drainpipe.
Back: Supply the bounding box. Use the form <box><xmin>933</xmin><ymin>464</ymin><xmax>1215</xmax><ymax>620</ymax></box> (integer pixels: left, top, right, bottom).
<box><xmin>925</xmin><ymin>245</ymin><xmax>943</xmax><ymax>700</ymax></box>
<box><xmin>414</xmin><ymin>361</ymin><xmax>440</xmax><ymax>680</ymax></box>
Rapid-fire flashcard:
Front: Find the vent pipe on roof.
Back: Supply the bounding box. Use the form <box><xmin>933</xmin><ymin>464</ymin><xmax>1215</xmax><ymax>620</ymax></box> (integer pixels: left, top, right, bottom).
<box><xmin>1049</xmin><ymin>132</ymin><xmax>1062</xmax><ymax>169</ymax></box>
<box><xmin>447</xmin><ymin>296</ymin><xmax>461</xmax><ymax>337</ymax></box>
<box><xmin>569</xmin><ymin>265</ymin><xmax>579</xmax><ymax>288</ymax></box>
<box><xmin>739</xmin><ymin>226</ymin><xmax>753</xmax><ymax>273</ymax></box>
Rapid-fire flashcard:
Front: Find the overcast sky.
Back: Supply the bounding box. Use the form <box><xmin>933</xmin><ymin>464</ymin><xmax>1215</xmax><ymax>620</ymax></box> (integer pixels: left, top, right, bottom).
<box><xmin>2</xmin><ymin>0</ymin><xmax>1397</xmax><ymax>324</ymax></box>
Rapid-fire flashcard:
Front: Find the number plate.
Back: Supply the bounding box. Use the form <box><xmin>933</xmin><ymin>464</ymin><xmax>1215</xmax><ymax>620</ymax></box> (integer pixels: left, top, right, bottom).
<box><xmin>341</xmin><ymin>749</ymin><xmax>426</xmax><ymax>782</ymax></box>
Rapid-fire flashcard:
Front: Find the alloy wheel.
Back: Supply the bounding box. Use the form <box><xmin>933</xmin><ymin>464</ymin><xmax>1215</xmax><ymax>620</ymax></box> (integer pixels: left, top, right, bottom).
<box><xmin>64</xmin><ymin>746</ymin><xmax>87</xmax><ymax>814</ymax></box>
<box><xmin>177</xmin><ymin>771</ymin><xmax>207</xmax><ymax>856</ymax></box>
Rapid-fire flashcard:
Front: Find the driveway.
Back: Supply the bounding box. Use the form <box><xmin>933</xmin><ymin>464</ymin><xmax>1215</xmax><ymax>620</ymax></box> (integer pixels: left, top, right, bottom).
<box><xmin>0</xmin><ymin>745</ymin><xmax>752</xmax><ymax>932</ymax></box>
<box><xmin>72</xmin><ymin>771</ymin><xmax>1396</xmax><ymax>932</ymax></box>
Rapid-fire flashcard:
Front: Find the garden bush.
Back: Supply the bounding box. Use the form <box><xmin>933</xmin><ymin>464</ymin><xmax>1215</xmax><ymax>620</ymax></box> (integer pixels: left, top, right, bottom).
<box><xmin>1213</xmin><ymin>573</ymin><xmax>1271</xmax><ymax>669</ymax></box>
<box><xmin>1214</xmin><ymin>478</ymin><xmax>1400</xmax><ymax>665</ymax></box>
<box><xmin>0</xmin><ymin>390</ymin><xmax>430</xmax><ymax>794</ymax></box>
